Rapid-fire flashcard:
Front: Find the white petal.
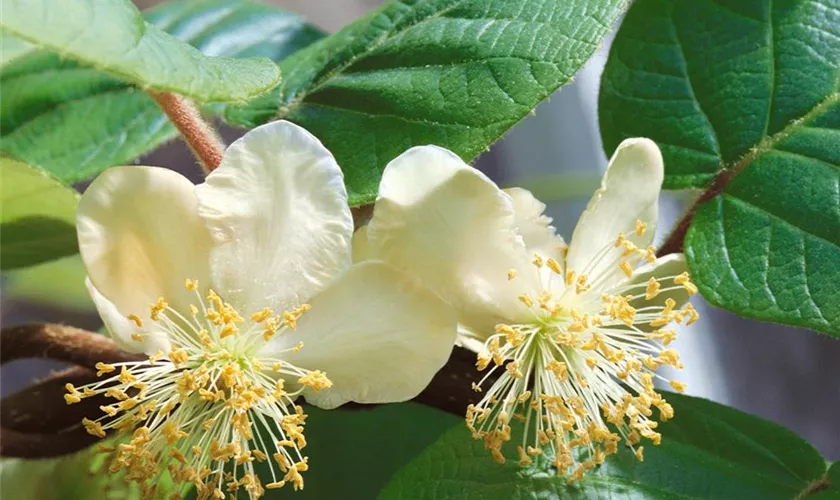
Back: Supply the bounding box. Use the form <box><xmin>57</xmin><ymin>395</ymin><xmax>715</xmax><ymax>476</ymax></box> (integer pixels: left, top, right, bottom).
<box><xmin>625</xmin><ymin>254</ymin><xmax>691</xmax><ymax>329</ymax></box>
<box><xmin>366</xmin><ymin>145</ymin><xmax>534</xmax><ymax>333</ymax></box>
<box><xmin>196</xmin><ymin>121</ymin><xmax>353</xmax><ymax>313</ymax></box>
<box><xmin>566</xmin><ymin>138</ymin><xmax>664</xmax><ymax>290</ymax></box>
<box><xmin>504</xmin><ymin>187</ymin><xmax>566</xmax><ymax>259</ymax></box>
<box><xmin>351</xmin><ymin>225</ymin><xmax>373</xmax><ymax>263</ymax></box>
<box><xmin>77</xmin><ymin>166</ymin><xmax>213</xmax><ymax>324</ymax></box>
<box><xmin>85</xmin><ymin>278</ymin><xmax>171</xmax><ymax>355</ymax></box>
<box><xmin>267</xmin><ymin>262</ymin><xmax>457</xmax><ymax>409</ymax></box>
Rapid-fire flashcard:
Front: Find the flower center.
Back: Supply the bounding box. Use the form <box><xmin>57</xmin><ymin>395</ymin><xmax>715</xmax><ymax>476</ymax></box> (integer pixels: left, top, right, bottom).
<box><xmin>65</xmin><ymin>279</ymin><xmax>331</xmax><ymax>499</ymax></box>
<box><xmin>467</xmin><ymin>222</ymin><xmax>700</xmax><ymax>482</ymax></box>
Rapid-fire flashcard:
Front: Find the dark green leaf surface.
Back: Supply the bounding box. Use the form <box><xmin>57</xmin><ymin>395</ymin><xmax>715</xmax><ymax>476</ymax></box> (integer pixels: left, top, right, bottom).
<box><xmin>0</xmin><ymin>157</ymin><xmax>79</xmax><ymax>270</ymax></box>
<box><xmin>246</xmin><ymin>403</ymin><xmax>459</xmax><ymax>499</ymax></box>
<box><xmin>226</xmin><ymin>0</ymin><xmax>628</xmax><ymax>206</ymax></box>
<box><xmin>380</xmin><ymin>393</ymin><xmax>833</xmax><ymax>500</ymax></box>
<box><xmin>599</xmin><ymin>0</ymin><xmax>840</xmax><ymax>336</ymax></box>
<box><xmin>0</xmin><ymin>0</ymin><xmax>280</xmax><ymax>102</ymax></box>
<box><xmin>0</xmin><ymin>0</ymin><xmax>324</xmax><ymax>185</ymax></box>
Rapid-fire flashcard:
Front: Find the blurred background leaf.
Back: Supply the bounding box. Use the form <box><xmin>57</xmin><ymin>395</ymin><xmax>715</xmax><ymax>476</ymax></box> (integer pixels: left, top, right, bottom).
<box><xmin>0</xmin><ymin>0</ymin><xmax>325</xmax><ymax>186</ymax></box>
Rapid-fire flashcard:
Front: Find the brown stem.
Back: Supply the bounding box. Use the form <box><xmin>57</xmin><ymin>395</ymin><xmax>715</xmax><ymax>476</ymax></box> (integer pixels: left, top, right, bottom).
<box><xmin>0</xmin><ymin>427</ymin><xmax>98</xmax><ymax>459</ymax></box>
<box><xmin>656</xmin><ymin>168</ymin><xmax>736</xmax><ymax>257</ymax></box>
<box><xmin>149</xmin><ymin>91</ymin><xmax>225</xmax><ymax>173</ymax></box>
<box><xmin>1</xmin><ymin>367</ymin><xmax>102</xmax><ymax>434</ymax></box>
<box><xmin>0</xmin><ymin>324</ymin><xmax>488</xmax><ymax>458</ymax></box>
<box><xmin>0</xmin><ymin>324</ymin><xmax>144</xmax><ymax>368</ymax></box>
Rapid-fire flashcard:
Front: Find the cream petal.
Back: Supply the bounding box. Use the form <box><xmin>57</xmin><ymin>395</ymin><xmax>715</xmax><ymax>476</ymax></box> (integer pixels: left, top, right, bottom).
<box><xmin>85</xmin><ymin>278</ymin><xmax>171</xmax><ymax>355</ymax></box>
<box><xmin>196</xmin><ymin>121</ymin><xmax>353</xmax><ymax>314</ymax></box>
<box><xmin>267</xmin><ymin>262</ymin><xmax>457</xmax><ymax>409</ymax></box>
<box><xmin>366</xmin><ymin>145</ymin><xmax>534</xmax><ymax>334</ymax></box>
<box><xmin>566</xmin><ymin>138</ymin><xmax>664</xmax><ymax>291</ymax></box>
<box><xmin>504</xmin><ymin>187</ymin><xmax>566</xmax><ymax>259</ymax></box>
<box><xmin>76</xmin><ymin>166</ymin><xmax>213</xmax><ymax>326</ymax></box>
<box><xmin>351</xmin><ymin>225</ymin><xmax>373</xmax><ymax>263</ymax></box>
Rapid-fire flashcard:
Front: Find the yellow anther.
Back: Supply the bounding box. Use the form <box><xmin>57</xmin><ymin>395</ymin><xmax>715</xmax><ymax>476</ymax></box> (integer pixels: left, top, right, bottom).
<box><xmin>220</xmin><ymin>323</ymin><xmax>239</xmax><ymax>339</ymax></box>
<box><xmin>507</xmin><ymin>269</ymin><xmax>517</xmax><ymax>280</ymax></box>
<box><xmin>614</xmin><ymin>232</ymin><xmax>626</xmax><ymax>248</ymax></box>
<box><xmin>82</xmin><ymin>417</ymin><xmax>106</xmax><ymax>438</ymax></box>
<box><xmin>634</xmin><ymin>446</ymin><xmax>645</xmax><ymax>461</ymax></box>
<box><xmin>532</xmin><ymin>254</ymin><xmax>544</xmax><ymax>268</ymax></box>
<box><xmin>644</xmin><ymin>245</ymin><xmax>657</xmax><ymax>263</ymax></box>
<box><xmin>546</xmin><ymin>258</ymin><xmax>562</xmax><ymax>274</ymax></box>
<box><xmin>298</xmin><ymin>370</ymin><xmax>332</xmax><ymax>391</ymax></box>
<box><xmin>150</xmin><ymin>297</ymin><xmax>168</xmax><ymax>321</ymax></box>
<box><xmin>565</xmin><ymin>269</ymin><xmax>576</xmax><ymax>286</ymax></box>
<box><xmin>669</xmin><ymin>380</ymin><xmax>687</xmax><ymax>393</ymax></box>
<box><xmin>518</xmin><ymin>294</ymin><xmax>533</xmax><ymax>308</ymax></box>
<box><xmin>645</xmin><ymin>277</ymin><xmax>661</xmax><ymax>300</ymax></box>
<box><xmin>251</xmin><ymin>307</ymin><xmax>274</xmax><ymax>323</ymax></box>
<box><xmin>635</xmin><ymin>220</ymin><xmax>647</xmax><ymax>236</ymax></box>
<box><xmin>619</xmin><ymin>261</ymin><xmax>633</xmax><ymax>278</ymax></box>
<box><xmin>130</xmin><ymin>333</ymin><xmax>145</xmax><ymax>343</ymax></box>
<box><xmin>185</xmin><ymin>279</ymin><xmax>199</xmax><ymax>292</ymax></box>
<box><xmin>127</xmin><ymin>314</ymin><xmax>143</xmax><ymax>327</ymax></box>
<box><xmin>189</xmin><ymin>304</ymin><xmax>199</xmax><ymax>317</ymax></box>
<box><xmin>95</xmin><ymin>362</ymin><xmax>116</xmax><ymax>377</ymax></box>
<box><xmin>169</xmin><ymin>349</ymin><xmax>189</xmax><ymax>366</ymax></box>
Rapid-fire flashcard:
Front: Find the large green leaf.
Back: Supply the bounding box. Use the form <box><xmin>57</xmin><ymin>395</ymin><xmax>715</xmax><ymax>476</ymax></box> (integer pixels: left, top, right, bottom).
<box><xmin>380</xmin><ymin>393</ymin><xmax>837</xmax><ymax>500</ymax></box>
<box><xmin>226</xmin><ymin>0</ymin><xmax>629</xmax><ymax>206</ymax></box>
<box><xmin>0</xmin><ymin>157</ymin><xmax>79</xmax><ymax>271</ymax></box>
<box><xmin>0</xmin><ymin>0</ymin><xmax>280</xmax><ymax>102</ymax></box>
<box><xmin>196</xmin><ymin>403</ymin><xmax>457</xmax><ymax>499</ymax></box>
<box><xmin>598</xmin><ymin>0</ymin><xmax>840</xmax><ymax>336</ymax></box>
<box><xmin>0</xmin><ymin>0</ymin><xmax>324</xmax><ymax>185</ymax></box>
<box><xmin>0</xmin><ymin>33</ymin><xmax>33</xmax><ymax>66</ymax></box>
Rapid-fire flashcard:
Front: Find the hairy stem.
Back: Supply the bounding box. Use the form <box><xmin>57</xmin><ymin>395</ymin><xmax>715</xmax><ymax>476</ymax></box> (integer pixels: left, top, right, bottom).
<box><xmin>149</xmin><ymin>91</ymin><xmax>225</xmax><ymax>173</ymax></box>
<box><xmin>0</xmin><ymin>323</ymin><xmax>143</xmax><ymax>368</ymax></box>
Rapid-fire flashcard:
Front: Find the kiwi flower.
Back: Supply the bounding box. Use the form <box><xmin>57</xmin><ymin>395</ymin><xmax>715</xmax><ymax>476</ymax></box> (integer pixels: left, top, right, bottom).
<box><xmin>67</xmin><ymin>121</ymin><xmax>456</xmax><ymax>498</ymax></box>
<box><xmin>356</xmin><ymin>138</ymin><xmax>698</xmax><ymax>481</ymax></box>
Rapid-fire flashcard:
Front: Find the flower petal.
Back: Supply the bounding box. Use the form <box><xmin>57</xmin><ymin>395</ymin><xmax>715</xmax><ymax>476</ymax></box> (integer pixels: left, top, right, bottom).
<box><xmin>76</xmin><ymin>166</ymin><xmax>213</xmax><ymax>325</ymax></box>
<box><xmin>269</xmin><ymin>261</ymin><xmax>457</xmax><ymax>409</ymax></box>
<box><xmin>196</xmin><ymin>121</ymin><xmax>353</xmax><ymax>313</ymax></box>
<box><xmin>566</xmin><ymin>138</ymin><xmax>664</xmax><ymax>290</ymax></box>
<box><xmin>351</xmin><ymin>225</ymin><xmax>373</xmax><ymax>263</ymax></box>
<box><xmin>85</xmin><ymin>278</ymin><xmax>171</xmax><ymax>355</ymax></box>
<box><xmin>625</xmin><ymin>254</ymin><xmax>692</xmax><ymax>330</ymax></box>
<box><xmin>366</xmin><ymin>145</ymin><xmax>534</xmax><ymax>333</ymax></box>
<box><xmin>504</xmin><ymin>187</ymin><xmax>566</xmax><ymax>259</ymax></box>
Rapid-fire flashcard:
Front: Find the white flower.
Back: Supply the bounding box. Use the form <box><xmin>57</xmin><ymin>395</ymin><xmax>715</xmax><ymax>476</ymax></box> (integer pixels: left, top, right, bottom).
<box><xmin>358</xmin><ymin>139</ymin><xmax>699</xmax><ymax>481</ymax></box>
<box><xmin>68</xmin><ymin>121</ymin><xmax>456</xmax><ymax>498</ymax></box>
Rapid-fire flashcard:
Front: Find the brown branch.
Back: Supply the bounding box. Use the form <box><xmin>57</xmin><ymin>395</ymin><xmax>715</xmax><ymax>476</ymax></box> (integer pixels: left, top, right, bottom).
<box><xmin>0</xmin><ymin>324</ymin><xmax>488</xmax><ymax>458</ymax></box>
<box><xmin>0</xmin><ymin>427</ymin><xmax>98</xmax><ymax>459</ymax></box>
<box><xmin>148</xmin><ymin>91</ymin><xmax>225</xmax><ymax>173</ymax></box>
<box><xmin>0</xmin><ymin>324</ymin><xmax>144</xmax><ymax>368</ymax></box>
<box><xmin>1</xmin><ymin>367</ymin><xmax>103</xmax><ymax>434</ymax></box>
<box><xmin>794</xmin><ymin>473</ymin><xmax>832</xmax><ymax>500</ymax></box>
<box><xmin>657</xmin><ymin>167</ymin><xmax>737</xmax><ymax>257</ymax></box>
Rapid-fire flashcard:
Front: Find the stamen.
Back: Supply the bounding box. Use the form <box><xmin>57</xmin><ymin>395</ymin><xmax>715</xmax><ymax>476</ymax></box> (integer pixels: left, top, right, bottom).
<box><xmin>65</xmin><ymin>279</ymin><xmax>328</xmax><ymax>498</ymax></box>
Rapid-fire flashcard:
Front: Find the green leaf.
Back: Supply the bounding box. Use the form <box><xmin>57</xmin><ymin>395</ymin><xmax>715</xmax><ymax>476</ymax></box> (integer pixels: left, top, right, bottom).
<box><xmin>598</xmin><ymin>0</ymin><xmax>840</xmax><ymax>336</ymax></box>
<box><xmin>2</xmin><ymin>255</ymin><xmax>94</xmax><ymax>311</ymax></box>
<box><xmin>0</xmin><ymin>157</ymin><xmax>79</xmax><ymax>271</ymax></box>
<box><xmin>252</xmin><ymin>403</ymin><xmax>459</xmax><ymax>499</ymax></box>
<box><xmin>380</xmin><ymin>393</ymin><xmax>835</xmax><ymax>500</ymax></box>
<box><xmin>226</xmin><ymin>0</ymin><xmax>629</xmax><ymax>206</ymax></box>
<box><xmin>0</xmin><ymin>0</ymin><xmax>280</xmax><ymax>102</ymax></box>
<box><xmin>0</xmin><ymin>0</ymin><xmax>325</xmax><ymax>185</ymax></box>
<box><xmin>0</xmin><ymin>33</ymin><xmax>33</xmax><ymax>66</ymax></box>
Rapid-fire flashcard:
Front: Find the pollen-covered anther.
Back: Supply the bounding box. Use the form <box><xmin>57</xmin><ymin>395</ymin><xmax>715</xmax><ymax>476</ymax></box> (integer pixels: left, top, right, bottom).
<box><xmin>65</xmin><ymin>281</ymin><xmax>323</xmax><ymax>498</ymax></box>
